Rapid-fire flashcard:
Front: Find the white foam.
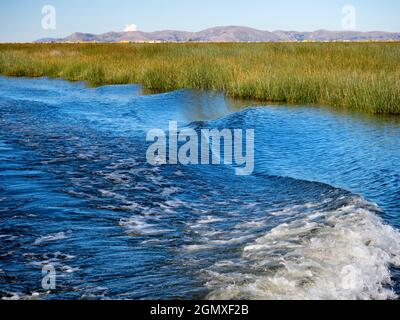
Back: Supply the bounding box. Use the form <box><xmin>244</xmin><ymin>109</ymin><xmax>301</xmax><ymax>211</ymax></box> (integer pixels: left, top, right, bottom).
<box><xmin>99</xmin><ymin>190</ymin><xmax>127</xmax><ymax>201</ymax></box>
<box><xmin>119</xmin><ymin>216</ymin><xmax>174</xmax><ymax>236</ymax></box>
<box><xmin>1</xmin><ymin>292</ymin><xmax>43</xmax><ymax>301</ymax></box>
<box><xmin>206</xmin><ymin>197</ymin><xmax>400</xmax><ymax>300</ymax></box>
<box><xmin>184</xmin><ymin>244</ymin><xmax>213</xmax><ymax>252</ymax></box>
<box><xmin>60</xmin><ymin>265</ymin><xmax>80</xmax><ymax>273</ymax></box>
<box><xmin>34</xmin><ymin>232</ymin><xmax>69</xmax><ymax>245</ymax></box>
<box><xmin>196</xmin><ymin>216</ymin><xmax>224</xmax><ymax>224</ymax></box>
<box><xmin>184</xmin><ymin>234</ymin><xmax>254</xmax><ymax>252</ymax></box>
<box><xmin>161</xmin><ymin>187</ymin><xmax>181</xmax><ymax>197</ymax></box>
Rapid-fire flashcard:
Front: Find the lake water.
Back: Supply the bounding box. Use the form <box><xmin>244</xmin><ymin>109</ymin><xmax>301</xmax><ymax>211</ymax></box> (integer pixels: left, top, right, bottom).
<box><xmin>0</xmin><ymin>76</ymin><xmax>399</xmax><ymax>300</ymax></box>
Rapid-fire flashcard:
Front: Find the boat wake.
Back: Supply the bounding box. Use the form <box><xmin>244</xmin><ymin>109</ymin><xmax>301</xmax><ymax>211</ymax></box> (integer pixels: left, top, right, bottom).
<box><xmin>204</xmin><ymin>196</ymin><xmax>400</xmax><ymax>300</ymax></box>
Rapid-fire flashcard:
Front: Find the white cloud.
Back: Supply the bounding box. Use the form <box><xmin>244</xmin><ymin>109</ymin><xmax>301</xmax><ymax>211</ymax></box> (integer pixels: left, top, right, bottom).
<box><xmin>124</xmin><ymin>24</ymin><xmax>138</xmax><ymax>32</ymax></box>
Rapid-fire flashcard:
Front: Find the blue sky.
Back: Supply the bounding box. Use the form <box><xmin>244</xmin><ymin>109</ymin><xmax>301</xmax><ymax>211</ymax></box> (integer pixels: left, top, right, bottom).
<box><xmin>1</xmin><ymin>0</ymin><xmax>399</xmax><ymax>42</ymax></box>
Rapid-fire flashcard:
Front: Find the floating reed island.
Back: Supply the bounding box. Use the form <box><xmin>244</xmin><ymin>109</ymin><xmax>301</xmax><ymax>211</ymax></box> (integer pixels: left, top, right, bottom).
<box><xmin>0</xmin><ymin>42</ymin><xmax>399</xmax><ymax>114</ymax></box>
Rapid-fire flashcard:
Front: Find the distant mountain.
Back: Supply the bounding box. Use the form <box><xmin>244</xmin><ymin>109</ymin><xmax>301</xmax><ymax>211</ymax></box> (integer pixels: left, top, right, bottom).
<box><xmin>36</xmin><ymin>26</ymin><xmax>400</xmax><ymax>43</ymax></box>
<box><xmin>188</xmin><ymin>26</ymin><xmax>282</xmax><ymax>42</ymax></box>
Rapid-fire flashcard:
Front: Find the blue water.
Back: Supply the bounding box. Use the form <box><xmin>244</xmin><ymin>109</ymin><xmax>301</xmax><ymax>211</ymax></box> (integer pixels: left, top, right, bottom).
<box><xmin>0</xmin><ymin>76</ymin><xmax>399</xmax><ymax>300</ymax></box>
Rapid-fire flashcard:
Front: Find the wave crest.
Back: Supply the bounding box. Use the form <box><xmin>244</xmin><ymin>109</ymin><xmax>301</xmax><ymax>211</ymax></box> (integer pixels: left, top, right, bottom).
<box><xmin>206</xmin><ymin>197</ymin><xmax>400</xmax><ymax>300</ymax></box>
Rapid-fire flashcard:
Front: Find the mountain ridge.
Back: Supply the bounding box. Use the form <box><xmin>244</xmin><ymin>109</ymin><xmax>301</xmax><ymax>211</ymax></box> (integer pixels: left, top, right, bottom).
<box><xmin>36</xmin><ymin>26</ymin><xmax>400</xmax><ymax>43</ymax></box>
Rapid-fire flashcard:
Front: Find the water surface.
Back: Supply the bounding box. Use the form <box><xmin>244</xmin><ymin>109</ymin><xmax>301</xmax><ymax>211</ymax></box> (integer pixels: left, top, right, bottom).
<box><xmin>0</xmin><ymin>76</ymin><xmax>399</xmax><ymax>300</ymax></box>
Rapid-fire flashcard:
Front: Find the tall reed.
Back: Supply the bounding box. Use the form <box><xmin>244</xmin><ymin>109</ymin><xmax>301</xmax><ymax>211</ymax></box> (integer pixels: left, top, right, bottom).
<box><xmin>1</xmin><ymin>42</ymin><xmax>399</xmax><ymax>114</ymax></box>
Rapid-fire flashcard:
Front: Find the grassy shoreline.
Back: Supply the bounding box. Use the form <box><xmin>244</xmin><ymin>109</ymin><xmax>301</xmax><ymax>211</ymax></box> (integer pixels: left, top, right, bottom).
<box><xmin>1</xmin><ymin>43</ymin><xmax>399</xmax><ymax>114</ymax></box>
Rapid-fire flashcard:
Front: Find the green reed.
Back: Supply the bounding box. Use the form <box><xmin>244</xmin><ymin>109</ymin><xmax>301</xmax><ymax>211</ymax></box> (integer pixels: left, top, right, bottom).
<box><xmin>1</xmin><ymin>42</ymin><xmax>399</xmax><ymax>114</ymax></box>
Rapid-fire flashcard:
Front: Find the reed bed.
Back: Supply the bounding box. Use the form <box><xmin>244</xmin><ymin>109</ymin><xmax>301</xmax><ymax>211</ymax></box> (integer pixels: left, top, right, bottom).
<box><xmin>0</xmin><ymin>42</ymin><xmax>399</xmax><ymax>114</ymax></box>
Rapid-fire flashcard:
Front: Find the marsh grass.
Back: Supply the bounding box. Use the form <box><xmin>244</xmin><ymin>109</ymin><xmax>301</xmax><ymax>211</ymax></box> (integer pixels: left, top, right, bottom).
<box><xmin>0</xmin><ymin>42</ymin><xmax>399</xmax><ymax>114</ymax></box>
